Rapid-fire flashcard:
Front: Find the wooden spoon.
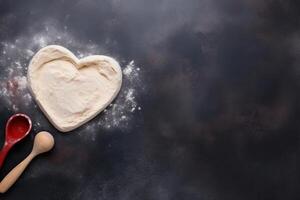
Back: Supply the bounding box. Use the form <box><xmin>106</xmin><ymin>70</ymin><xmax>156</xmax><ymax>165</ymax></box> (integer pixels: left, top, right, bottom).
<box><xmin>0</xmin><ymin>131</ymin><xmax>54</xmax><ymax>193</ymax></box>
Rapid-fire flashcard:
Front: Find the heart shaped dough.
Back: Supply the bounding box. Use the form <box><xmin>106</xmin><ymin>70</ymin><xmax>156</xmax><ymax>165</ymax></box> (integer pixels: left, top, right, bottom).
<box><xmin>27</xmin><ymin>45</ymin><xmax>122</xmax><ymax>132</ymax></box>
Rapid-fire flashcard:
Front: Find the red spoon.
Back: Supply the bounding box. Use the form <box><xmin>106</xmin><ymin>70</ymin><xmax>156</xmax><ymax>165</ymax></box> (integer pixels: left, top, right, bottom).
<box><xmin>0</xmin><ymin>113</ymin><xmax>32</xmax><ymax>169</ymax></box>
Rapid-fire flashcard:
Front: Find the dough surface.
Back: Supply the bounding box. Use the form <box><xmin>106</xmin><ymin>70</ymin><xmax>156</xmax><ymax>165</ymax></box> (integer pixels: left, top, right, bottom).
<box><xmin>27</xmin><ymin>45</ymin><xmax>122</xmax><ymax>132</ymax></box>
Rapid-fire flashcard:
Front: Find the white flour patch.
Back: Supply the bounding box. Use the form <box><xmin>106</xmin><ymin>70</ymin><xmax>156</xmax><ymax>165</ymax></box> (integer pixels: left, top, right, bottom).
<box><xmin>0</xmin><ymin>22</ymin><xmax>142</xmax><ymax>140</ymax></box>
<box><xmin>123</xmin><ymin>60</ymin><xmax>134</xmax><ymax>76</ymax></box>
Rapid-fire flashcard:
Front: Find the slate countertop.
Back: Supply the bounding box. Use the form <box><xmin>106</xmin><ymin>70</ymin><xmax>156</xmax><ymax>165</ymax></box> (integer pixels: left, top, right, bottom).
<box><xmin>0</xmin><ymin>0</ymin><xmax>300</xmax><ymax>199</ymax></box>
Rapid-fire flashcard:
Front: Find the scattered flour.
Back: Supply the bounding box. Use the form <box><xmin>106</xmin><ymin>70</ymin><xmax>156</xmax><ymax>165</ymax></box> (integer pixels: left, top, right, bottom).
<box><xmin>123</xmin><ymin>60</ymin><xmax>134</xmax><ymax>76</ymax></box>
<box><xmin>0</xmin><ymin>23</ymin><xmax>142</xmax><ymax>140</ymax></box>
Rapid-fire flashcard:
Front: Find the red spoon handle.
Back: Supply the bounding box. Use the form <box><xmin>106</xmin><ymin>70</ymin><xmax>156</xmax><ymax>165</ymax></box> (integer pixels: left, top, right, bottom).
<box><xmin>0</xmin><ymin>143</ymin><xmax>13</xmax><ymax>169</ymax></box>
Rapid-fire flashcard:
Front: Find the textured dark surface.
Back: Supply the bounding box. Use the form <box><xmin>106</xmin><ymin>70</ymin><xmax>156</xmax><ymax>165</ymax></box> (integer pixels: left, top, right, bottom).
<box><xmin>1</xmin><ymin>0</ymin><xmax>300</xmax><ymax>199</ymax></box>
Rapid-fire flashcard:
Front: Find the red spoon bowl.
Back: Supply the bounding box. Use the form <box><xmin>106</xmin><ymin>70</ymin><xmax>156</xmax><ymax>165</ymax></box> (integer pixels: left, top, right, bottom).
<box><xmin>0</xmin><ymin>113</ymin><xmax>32</xmax><ymax>169</ymax></box>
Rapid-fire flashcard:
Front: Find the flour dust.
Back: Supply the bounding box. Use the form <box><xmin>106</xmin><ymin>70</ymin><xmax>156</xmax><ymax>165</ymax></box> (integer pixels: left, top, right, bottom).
<box><xmin>0</xmin><ymin>24</ymin><xmax>142</xmax><ymax>140</ymax></box>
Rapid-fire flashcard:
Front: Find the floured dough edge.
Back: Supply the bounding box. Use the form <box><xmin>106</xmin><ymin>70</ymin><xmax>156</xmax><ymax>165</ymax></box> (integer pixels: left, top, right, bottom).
<box><xmin>27</xmin><ymin>45</ymin><xmax>123</xmax><ymax>132</ymax></box>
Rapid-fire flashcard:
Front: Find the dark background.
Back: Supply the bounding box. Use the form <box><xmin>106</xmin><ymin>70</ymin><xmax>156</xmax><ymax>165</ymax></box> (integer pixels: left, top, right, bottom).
<box><xmin>1</xmin><ymin>0</ymin><xmax>300</xmax><ymax>199</ymax></box>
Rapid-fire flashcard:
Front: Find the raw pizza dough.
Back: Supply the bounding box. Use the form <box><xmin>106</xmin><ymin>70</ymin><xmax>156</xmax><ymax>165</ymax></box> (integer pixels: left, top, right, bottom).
<box><xmin>27</xmin><ymin>45</ymin><xmax>122</xmax><ymax>132</ymax></box>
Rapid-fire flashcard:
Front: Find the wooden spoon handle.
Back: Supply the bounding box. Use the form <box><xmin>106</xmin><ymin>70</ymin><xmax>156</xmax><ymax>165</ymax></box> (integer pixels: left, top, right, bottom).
<box><xmin>0</xmin><ymin>153</ymin><xmax>35</xmax><ymax>193</ymax></box>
